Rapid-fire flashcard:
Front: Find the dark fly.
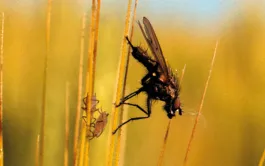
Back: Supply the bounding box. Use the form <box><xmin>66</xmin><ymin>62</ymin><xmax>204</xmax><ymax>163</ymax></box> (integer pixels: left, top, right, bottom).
<box><xmin>82</xmin><ymin>94</ymin><xmax>109</xmax><ymax>140</ymax></box>
<box><xmin>113</xmin><ymin>17</ymin><xmax>182</xmax><ymax>134</ymax></box>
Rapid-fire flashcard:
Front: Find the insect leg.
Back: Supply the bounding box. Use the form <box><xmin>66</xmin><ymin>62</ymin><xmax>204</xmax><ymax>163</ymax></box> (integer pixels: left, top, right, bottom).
<box><xmin>125</xmin><ymin>36</ymin><xmax>135</xmax><ymax>49</ymax></box>
<box><xmin>87</xmin><ymin>131</ymin><xmax>95</xmax><ymax>140</ymax></box>
<box><xmin>116</xmin><ymin>87</ymin><xmax>145</xmax><ymax>107</ymax></box>
<box><xmin>118</xmin><ymin>102</ymin><xmax>148</xmax><ymax>115</ymax></box>
<box><xmin>82</xmin><ymin>116</ymin><xmax>87</xmax><ymax>123</ymax></box>
<box><xmin>90</xmin><ymin>123</ymin><xmax>95</xmax><ymax>128</ymax></box>
<box><xmin>91</xmin><ymin>117</ymin><xmax>96</xmax><ymax>123</ymax></box>
<box><xmin>141</xmin><ymin>73</ymin><xmax>152</xmax><ymax>85</ymax></box>
<box><xmin>112</xmin><ymin>96</ymin><xmax>152</xmax><ymax>134</ymax></box>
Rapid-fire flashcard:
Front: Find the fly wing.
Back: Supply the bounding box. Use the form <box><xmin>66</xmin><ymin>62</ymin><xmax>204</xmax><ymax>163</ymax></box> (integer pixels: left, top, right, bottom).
<box><xmin>138</xmin><ymin>17</ymin><xmax>169</xmax><ymax>80</ymax></box>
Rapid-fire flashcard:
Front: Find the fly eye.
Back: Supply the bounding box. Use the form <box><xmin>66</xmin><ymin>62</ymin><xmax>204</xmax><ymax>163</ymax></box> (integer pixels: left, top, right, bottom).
<box><xmin>174</xmin><ymin>98</ymin><xmax>181</xmax><ymax>110</ymax></box>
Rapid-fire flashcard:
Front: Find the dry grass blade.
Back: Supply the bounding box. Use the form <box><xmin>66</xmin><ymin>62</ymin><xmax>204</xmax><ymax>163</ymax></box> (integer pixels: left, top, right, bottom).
<box><xmin>80</xmin><ymin>0</ymin><xmax>101</xmax><ymax>165</ymax></box>
<box><xmin>157</xmin><ymin>64</ymin><xmax>186</xmax><ymax>166</ymax></box>
<box><xmin>39</xmin><ymin>1</ymin><xmax>52</xmax><ymax>166</ymax></box>
<box><xmin>115</xmin><ymin>0</ymin><xmax>138</xmax><ymax>166</ymax></box>
<box><xmin>0</xmin><ymin>12</ymin><xmax>4</xmax><ymax>166</ymax></box>
<box><xmin>157</xmin><ymin>120</ymin><xmax>171</xmax><ymax>166</ymax></box>
<box><xmin>122</xmin><ymin>0</ymin><xmax>139</xmax><ymax>92</ymax></box>
<box><xmin>107</xmin><ymin>0</ymin><xmax>132</xmax><ymax>165</ymax></box>
<box><xmin>85</xmin><ymin>0</ymin><xmax>101</xmax><ymax>165</ymax></box>
<box><xmin>73</xmin><ymin>12</ymin><xmax>86</xmax><ymax>166</ymax></box>
<box><xmin>179</xmin><ymin>64</ymin><xmax>186</xmax><ymax>85</ymax></box>
<box><xmin>64</xmin><ymin>82</ymin><xmax>70</xmax><ymax>166</ymax></box>
<box><xmin>183</xmin><ymin>41</ymin><xmax>219</xmax><ymax>166</ymax></box>
<box><xmin>35</xmin><ymin>135</ymin><xmax>40</xmax><ymax>166</ymax></box>
<box><xmin>78</xmin><ymin>2</ymin><xmax>96</xmax><ymax>165</ymax></box>
<box><xmin>259</xmin><ymin>149</ymin><xmax>265</xmax><ymax>166</ymax></box>
<box><xmin>78</xmin><ymin>116</ymin><xmax>87</xmax><ymax>166</ymax></box>
<box><xmin>92</xmin><ymin>0</ymin><xmax>101</xmax><ymax>74</ymax></box>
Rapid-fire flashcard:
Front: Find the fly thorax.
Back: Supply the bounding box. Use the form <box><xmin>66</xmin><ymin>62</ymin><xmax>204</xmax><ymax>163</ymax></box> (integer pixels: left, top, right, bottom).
<box><xmin>159</xmin><ymin>74</ymin><xmax>167</xmax><ymax>83</ymax></box>
<box><xmin>168</xmin><ymin>85</ymin><xmax>176</xmax><ymax>98</ymax></box>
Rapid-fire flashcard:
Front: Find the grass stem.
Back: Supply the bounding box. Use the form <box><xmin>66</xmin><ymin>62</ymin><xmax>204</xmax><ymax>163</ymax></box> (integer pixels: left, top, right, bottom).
<box><xmin>35</xmin><ymin>135</ymin><xmax>40</xmax><ymax>166</ymax></box>
<box><xmin>0</xmin><ymin>12</ymin><xmax>4</xmax><ymax>166</ymax></box>
<box><xmin>115</xmin><ymin>0</ymin><xmax>139</xmax><ymax>166</ymax></box>
<box><xmin>73</xmin><ymin>12</ymin><xmax>86</xmax><ymax>166</ymax></box>
<box><xmin>259</xmin><ymin>148</ymin><xmax>265</xmax><ymax>166</ymax></box>
<box><xmin>107</xmin><ymin>0</ymin><xmax>132</xmax><ymax>165</ymax></box>
<box><xmin>183</xmin><ymin>41</ymin><xmax>218</xmax><ymax>166</ymax></box>
<box><xmin>157</xmin><ymin>64</ymin><xmax>186</xmax><ymax>166</ymax></box>
<box><xmin>64</xmin><ymin>82</ymin><xmax>70</xmax><ymax>166</ymax></box>
<box><xmin>39</xmin><ymin>1</ymin><xmax>52</xmax><ymax>165</ymax></box>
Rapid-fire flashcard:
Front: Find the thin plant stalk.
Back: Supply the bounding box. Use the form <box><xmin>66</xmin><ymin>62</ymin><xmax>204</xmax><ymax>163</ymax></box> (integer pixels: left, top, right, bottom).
<box><xmin>35</xmin><ymin>135</ymin><xmax>40</xmax><ymax>166</ymax></box>
<box><xmin>0</xmin><ymin>12</ymin><xmax>4</xmax><ymax>166</ymax></box>
<box><xmin>118</xmin><ymin>89</ymin><xmax>130</xmax><ymax>166</ymax></box>
<box><xmin>92</xmin><ymin>0</ymin><xmax>101</xmax><ymax>78</ymax></box>
<box><xmin>183</xmin><ymin>41</ymin><xmax>219</xmax><ymax>166</ymax></box>
<box><xmin>78</xmin><ymin>2</ymin><xmax>96</xmax><ymax>165</ymax></box>
<box><xmin>157</xmin><ymin>64</ymin><xmax>186</xmax><ymax>166</ymax></box>
<box><xmin>107</xmin><ymin>0</ymin><xmax>132</xmax><ymax>165</ymax></box>
<box><xmin>81</xmin><ymin>0</ymin><xmax>101</xmax><ymax>165</ymax></box>
<box><xmin>40</xmin><ymin>1</ymin><xmax>52</xmax><ymax>166</ymax></box>
<box><xmin>78</xmin><ymin>118</ymin><xmax>87</xmax><ymax>166</ymax></box>
<box><xmin>157</xmin><ymin>120</ymin><xmax>171</xmax><ymax>166</ymax></box>
<box><xmin>73</xmin><ymin>12</ymin><xmax>86</xmax><ymax>166</ymax></box>
<box><xmin>78</xmin><ymin>1</ymin><xmax>96</xmax><ymax>164</ymax></box>
<box><xmin>84</xmin><ymin>0</ymin><xmax>99</xmax><ymax>165</ymax></box>
<box><xmin>115</xmin><ymin>0</ymin><xmax>138</xmax><ymax>166</ymax></box>
<box><xmin>64</xmin><ymin>82</ymin><xmax>70</xmax><ymax>166</ymax></box>
<box><xmin>259</xmin><ymin>149</ymin><xmax>265</xmax><ymax>166</ymax></box>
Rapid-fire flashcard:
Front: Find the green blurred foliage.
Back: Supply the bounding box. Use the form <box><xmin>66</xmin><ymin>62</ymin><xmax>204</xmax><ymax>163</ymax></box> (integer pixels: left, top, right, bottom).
<box><xmin>0</xmin><ymin>0</ymin><xmax>264</xmax><ymax>166</ymax></box>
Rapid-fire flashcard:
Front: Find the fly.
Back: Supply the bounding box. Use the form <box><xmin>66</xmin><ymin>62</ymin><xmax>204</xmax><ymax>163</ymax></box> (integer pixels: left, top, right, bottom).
<box><xmin>113</xmin><ymin>17</ymin><xmax>182</xmax><ymax>134</ymax></box>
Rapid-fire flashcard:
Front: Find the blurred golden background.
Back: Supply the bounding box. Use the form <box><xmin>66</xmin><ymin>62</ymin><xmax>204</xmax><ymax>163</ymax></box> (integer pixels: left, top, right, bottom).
<box><xmin>0</xmin><ymin>0</ymin><xmax>265</xmax><ymax>166</ymax></box>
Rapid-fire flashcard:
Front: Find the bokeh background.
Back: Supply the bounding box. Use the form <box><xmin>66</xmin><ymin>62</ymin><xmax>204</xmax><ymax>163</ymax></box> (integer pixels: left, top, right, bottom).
<box><xmin>0</xmin><ymin>0</ymin><xmax>265</xmax><ymax>166</ymax></box>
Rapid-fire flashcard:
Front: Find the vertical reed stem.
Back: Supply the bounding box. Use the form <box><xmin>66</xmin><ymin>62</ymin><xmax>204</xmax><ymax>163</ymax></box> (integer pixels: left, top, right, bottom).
<box><xmin>40</xmin><ymin>1</ymin><xmax>52</xmax><ymax>165</ymax></box>
<box><xmin>35</xmin><ymin>135</ymin><xmax>40</xmax><ymax>166</ymax></box>
<box><xmin>115</xmin><ymin>0</ymin><xmax>139</xmax><ymax>166</ymax></box>
<box><xmin>0</xmin><ymin>12</ymin><xmax>4</xmax><ymax>166</ymax></box>
<box><xmin>157</xmin><ymin>64</ymin><xmax>186</xmax><ymax>166</ymax></box>
<box><xmin>64</xmin><ymin>82</ymin><xmax>70</xmax><ymax>166</ymax></box>
<box><xmin>259</xmin><ymin>149</ymin><xmax>265</xmax><ymax>166</ymax></box>
<box><xmin>107</xmin><ymin>0</ymin><xmax>132</xmax><ymax>165</ymax></box>
<box><xmin>73</xmin><ymin>12</ymin><xmax>86</xmax><ymax>166</ymax></box>
<box><xmin>79</xmin><ymin>0</ymin><xmax>101</xmax><ymax>165</ymax></box>
<box><xmin>183</xmin><ymin>41</ymin><xmax>218</xmax><ymax>166</ymax></box>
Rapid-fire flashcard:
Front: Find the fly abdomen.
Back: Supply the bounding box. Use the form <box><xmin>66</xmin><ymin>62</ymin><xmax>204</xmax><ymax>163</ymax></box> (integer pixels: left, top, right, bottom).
<box><xmin>126</xmin><ymin>36</ymin><xmax>156</xmax><ymax>72</ymax></box>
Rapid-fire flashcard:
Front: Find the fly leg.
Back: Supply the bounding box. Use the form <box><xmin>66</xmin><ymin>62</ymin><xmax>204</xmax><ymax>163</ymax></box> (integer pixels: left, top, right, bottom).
<box><xmin>117</xmin><ymin>102</ymin><xmax>148</xmax><ymax>115</ymax></box>
<box><xmin>125</xmin><ymin>36</ymin><xmax>135</xmax><ymax>49</ymax></box>
<box><xmin>116</xmin><ymin>87</ymin><xmax>145</xmax><ymax>107</ymax></box>
<box><xmin>112</xmin><ymin>96</ymin><xmax>152</xmax><ymax>134</ymax></box>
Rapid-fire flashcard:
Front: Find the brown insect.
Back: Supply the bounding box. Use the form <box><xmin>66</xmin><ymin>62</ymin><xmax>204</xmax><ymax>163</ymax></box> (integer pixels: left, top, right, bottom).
<box><xmin>82</xmin><ymin>93</ymin><xmax>99</xmax><ymax>118</ymax></box>
<box><xmin>88</xmin><ymin>108</ymin><xmax>109</xmax><ymax>140</ymax></box>
<box><xmin>82</xmin><ymin>94</ymin><xmax>109</xmax><ymax>140</ymax></box>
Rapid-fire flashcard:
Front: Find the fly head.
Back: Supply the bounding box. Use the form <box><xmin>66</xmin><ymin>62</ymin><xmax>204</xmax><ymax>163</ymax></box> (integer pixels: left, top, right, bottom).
<box><xmin>164</xmin><ymin>97</ymin><xmax>182</xmax><ymax>119</ymax></box>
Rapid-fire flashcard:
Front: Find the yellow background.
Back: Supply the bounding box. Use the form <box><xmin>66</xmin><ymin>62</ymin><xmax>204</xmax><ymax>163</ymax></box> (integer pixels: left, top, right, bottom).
<box><xmin>0</xmin><ymin>0</ymin><xmax>264</xmax><ymax>166</ymax></box>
